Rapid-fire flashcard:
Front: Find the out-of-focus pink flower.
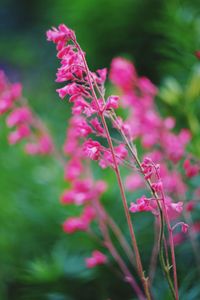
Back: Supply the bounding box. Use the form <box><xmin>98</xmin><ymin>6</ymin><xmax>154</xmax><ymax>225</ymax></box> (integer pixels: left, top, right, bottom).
<box><xmin>181</xmin><ymin>223</ymin><xmax>189</xmax><ymax>233</ymax></box>
<box><xmin>191</xmin><ymin>222</ymin><xmax>200</xmax><ymax>234</ymax></box>
<box><xmin>185</xmin><ymin>201</ymin><xmax>196</xmax><ymax>212</ymax></box>
<box><xmin>138</xmin><ymin>77</ymin><xmax>157</xmax><ymax>97</ymax></box>
<box><xmin>0</xmin><ymin>70</ymin><xmax>7</xmax><ymax>92</ymax></box>
<box><xmin>164</xmin><ymin>117</ymin><xmax>175</xmax><ymax>129</ymax></box>
<box><xmin>38</xmin><ymin>135</ymin><xmax>54</xmax><ymax>154</ymax></box>
<box><xmin>24</xmin><ymin>135</ymin><xmax>53</xmax><ymax>155</ymax></box>
<box><xmin>24</xmin><ymin>143</ymin><xmax>40</xmax><ymax>155</ymax></box>
<box><xmin>170</xmin><ymin>202</ymin><xmax>183</xmax><ymax>214</ymax></box>
<box><xmin>61</xmin><ymin>179</ymin><xmax>95</xmax><ymax>205</ymax></box>
<box><xmin>173</xmin><ymin>232</ymin><xmax>185</xmax><ymax>246</ymax></box>
<box><xmin>0</xmin><ymin>95</ymin><xmax>13</xmax><ymax>115</ymax></box>
<box><xmin>6</xmin><ymin>107</ymin><xmax>32</xmax><ymax>127</ymax></box>
<box><xmin>125</xmin><ymin>173</ymin><xmax>144</xmax><ymax>191</ymax></box>
<box><xmin>8</xmin><ymin>124</ymin><xmax>31</xmax><ymax>144</ymax></box>
<box><xmin>86</xmin><ymin>250</ymin><xmax>107</xmax><ymax>268</ymax></box>
<box><xmin>109</xmin><ymin>57</ymin><xmax>137</xmax><ymax>91</ymax></box>
<box><xmin>64</xmin><ymin>158</ymin><xmax>83</xmax><ymax>181</ymax></box>
<box><xmin>94</xmin><ymin>180</ymin><xmax>107</xmax><ymax>195</ymax></box>
<box><xmin>63</xmin><ymin>217</ymin><xmax>88</xmax><ymax>233</ymax></box>
<box><xmin>164</xmin><ymin>198</ymin><xmax>184</xmax><ymax>220</ymax></box>
<box><xmin>82</xmin><ymin>206</ymin><xmax>96</xmax><ymax>223</ymax></box>
<box><xmin>183</xmin><ymin>159</ymin><xmax>199</xmax><ymax>178</ymax></box>
<box><xmin>10</xmin><ymin>83</ymin><xmax>22</xmax><ymax>100</ymax></box>
<box><xmin>163</xmin><ymin>130</ymin><xmax>191</xmax><ymax>163</ymax></box>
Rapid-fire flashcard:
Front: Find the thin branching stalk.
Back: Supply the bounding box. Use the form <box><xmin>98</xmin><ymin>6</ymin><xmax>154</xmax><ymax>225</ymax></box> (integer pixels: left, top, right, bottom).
<box><xmin>74</xmin><ymin>41</ymin><xmax>152</xmax><ymax>300</ymax></box>
<box><xmin>94</xmin><ymin>199</ymin><xmax>146</xmax><ymax>300</ymax></box>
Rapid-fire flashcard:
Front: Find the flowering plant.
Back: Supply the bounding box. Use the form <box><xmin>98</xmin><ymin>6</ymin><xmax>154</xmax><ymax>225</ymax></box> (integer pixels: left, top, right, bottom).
<box><xmin>1</xmin><ymin>24</ymin><xmax>200</xmax><ymax>300</ymax></box>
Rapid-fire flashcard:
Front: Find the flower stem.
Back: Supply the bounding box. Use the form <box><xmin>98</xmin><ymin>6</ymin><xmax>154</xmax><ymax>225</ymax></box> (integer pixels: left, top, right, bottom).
<box><xmin>75</xmin><ymin>40</ymin><xmax>152</xmax><ymax>299</ymax></box>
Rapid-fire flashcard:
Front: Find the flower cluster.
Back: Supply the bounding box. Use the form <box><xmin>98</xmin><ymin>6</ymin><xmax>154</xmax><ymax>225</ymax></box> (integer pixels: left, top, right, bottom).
<box><xmin>109</xmin><ymin>58</ymin><xmax>200</xmax><ymax>242</ymax></box>
<box><xmin>0</xmin><ymin>71</ymin><xmax>54</xmax><ymax>155</ymax></box>
<box><xmin>47</xmin><ymin>24</ymin><xmax>128</xmax><ymax>171</ymax></box>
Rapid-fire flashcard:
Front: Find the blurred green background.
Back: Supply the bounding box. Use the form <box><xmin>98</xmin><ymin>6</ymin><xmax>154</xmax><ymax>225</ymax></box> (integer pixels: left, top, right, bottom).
<box><xmin>0</xmin><ymin>0</ymin><xmax>200</xmax><ymax>299</ymax></box>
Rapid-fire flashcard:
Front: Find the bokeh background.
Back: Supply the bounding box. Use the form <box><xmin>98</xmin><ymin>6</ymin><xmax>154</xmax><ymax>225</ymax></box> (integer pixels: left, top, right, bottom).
<box><xmin>0</xmin><ymin>0</ymin><xmax>200</xmax><ymax>299</ymax></box>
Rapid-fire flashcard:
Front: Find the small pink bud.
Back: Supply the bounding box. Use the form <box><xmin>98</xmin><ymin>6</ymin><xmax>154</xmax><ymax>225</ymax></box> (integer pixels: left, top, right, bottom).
<box><xmin>181</xmin><ymin>223</ymin><xmax>189</xmax><ymax>233</ymax></box>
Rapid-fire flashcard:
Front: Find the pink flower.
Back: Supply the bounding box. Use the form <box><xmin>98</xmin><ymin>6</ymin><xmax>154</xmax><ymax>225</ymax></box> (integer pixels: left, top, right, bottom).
<box><xmin>105</xmin><ymin>95</ymin><xmax>119</xmax><ymax>110</ymax></box>
<box><xmin>115</xmin><ymin>144</ymin><xmax>128</xmax><ymax>160</ymax></box>
<box><xmin>164</xmin><ymin>117</ymin><xmax>175</xmax><ymax>129</ymax></box>
<box><xmin>141</xmin><ymin>157</ymin><xmax>155</xmax><ymax>180</ymax></box>
<box><xmin>24</xmin><ymin>135</ymin><xmax>53</xmax><ymax>155</ymax></box>
<box><xmin>6</xmin><ymin>107</ymin><xmax>32</xmax><ymax>127</ymax></box>
<box><xmin>82</xmin><ymin>206</ymin><xmax>96</xmax><ymax>223</ymax></box>
<box><xmin>181</xmin><ymin>223</ymin><xmax>189</xmax><ymax>233</ymax></box>
<box><xmin>185</xmin><ymin>201</ymin><xmax>195</xmax><ymax>212</ymax></box>
<box><xmin>0</xmin><ymin>70</ymin><xmax>7</xmax><ymax>92</ymax></box>
<box><xmin>46</xmin><ymin>24</ymin><xmax>75</xmax><ymax>44</ymax></box>
<box><xmin>163</xmin><ymin>130</ymin><xmax>191</xmax><ymax>163</ymax></box>
<box><xmin>151</xmin><ymin>181</ymin><xmax>163</xmax><ymax>193</ymax></box>
<box><xmin>0</xmin><ymin>95</ymin><xmax>13</xmax><ymax>115</ymax></box>
<box><xmin>183</xmin><ymin>159</ymin><xmax>199</xmax><ymax>178</ymax></box>
<box><xmin>71</xmin><ymin>116</ymin><xmax>93</xmax><ymax>137</ymax></box>
<box><xmin>99</xmin><ymin>144</ymin><xmax>128</xmax><ymax>169</ymax></box>
<box><xmin>109</xmin><ymin>57</ymin><xmax>137</xmax><ymax>91</ymax></box>
<box><xmin>72</xmin><ymin>97</ymin><xmax>89</xmax><ymax>115</ymax></box>
<box><xmin>129</xmin><ymin>196</ymin><xmax>153</xmax><ymax>213</ymax></box>
<box><xmin>96</xmin><ymin>68</ymin><xmax>107</xmax><ymax>84</ymax></box>
<box><xmin>24</xmin><ymin>143</ymin><xmax>40</xmax><ymax>155</ymax></box>
<box><xmin>90</xmin><ymin>117</ymin><xmax>104</xmax><ymax>135</ymax></box>
<box><xmin>83</xmin><ymin>139</ymin><xmax>101</xmax><ymax>160</ymax></box>
<box><xmin>63</xmin><ymin>217</ymin><xmax>88</xmax><ymax>233</ymax></box>
<box><xmin>56</xmin><ymin>83</ymin><xmax>85</xmax><ymax>99</ymax></box>
<box><xmin>61</xmin><ymin>179</ymin><xmax>94</xmax><ymax>205</ymax></box>
<box><xmin>94</xmin><ymin>180</ymin><xmax>107</xmax><ymax>195</ymax></box>
<box><xmin>64</xmin><ymin>158</ymin><xmax>83</xmax><ymax>181</ymax></box>
<box><xmin>170</xmin><ymin>202</ymin><xmax>183</xmax><ymax>214</ymax></box>
<box><xmin>8</xmin><ymin>124</ymin><xmax>31</xmax><ymax>145</ymax></box>
<box><xmin>125</xmin><ymin>173</ymin><xmax>143</xmax><ymax>191</ymax></box>
<box><xmin>86</xmin><ymin>250</ymin><xmax>107</xmax><ymax>268</ymax></box>
<box><xmin>38</xmin><ymin>135</ymin><xmax>54</xmax><ymax>154</ymax></box>
<box><xmin>10</xmin><ymin>83</ymin><xmax>22</xmax><ymax>100</ymax></box>
<box><xmin>138</xmin><ymin>77</ymin><xmax>157</xmax><ymax>96</ymax></box>
<box><xmin>173</xmin><ymin>232</ymin><xmax>185</xmax><ymax>246</ymax></box>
